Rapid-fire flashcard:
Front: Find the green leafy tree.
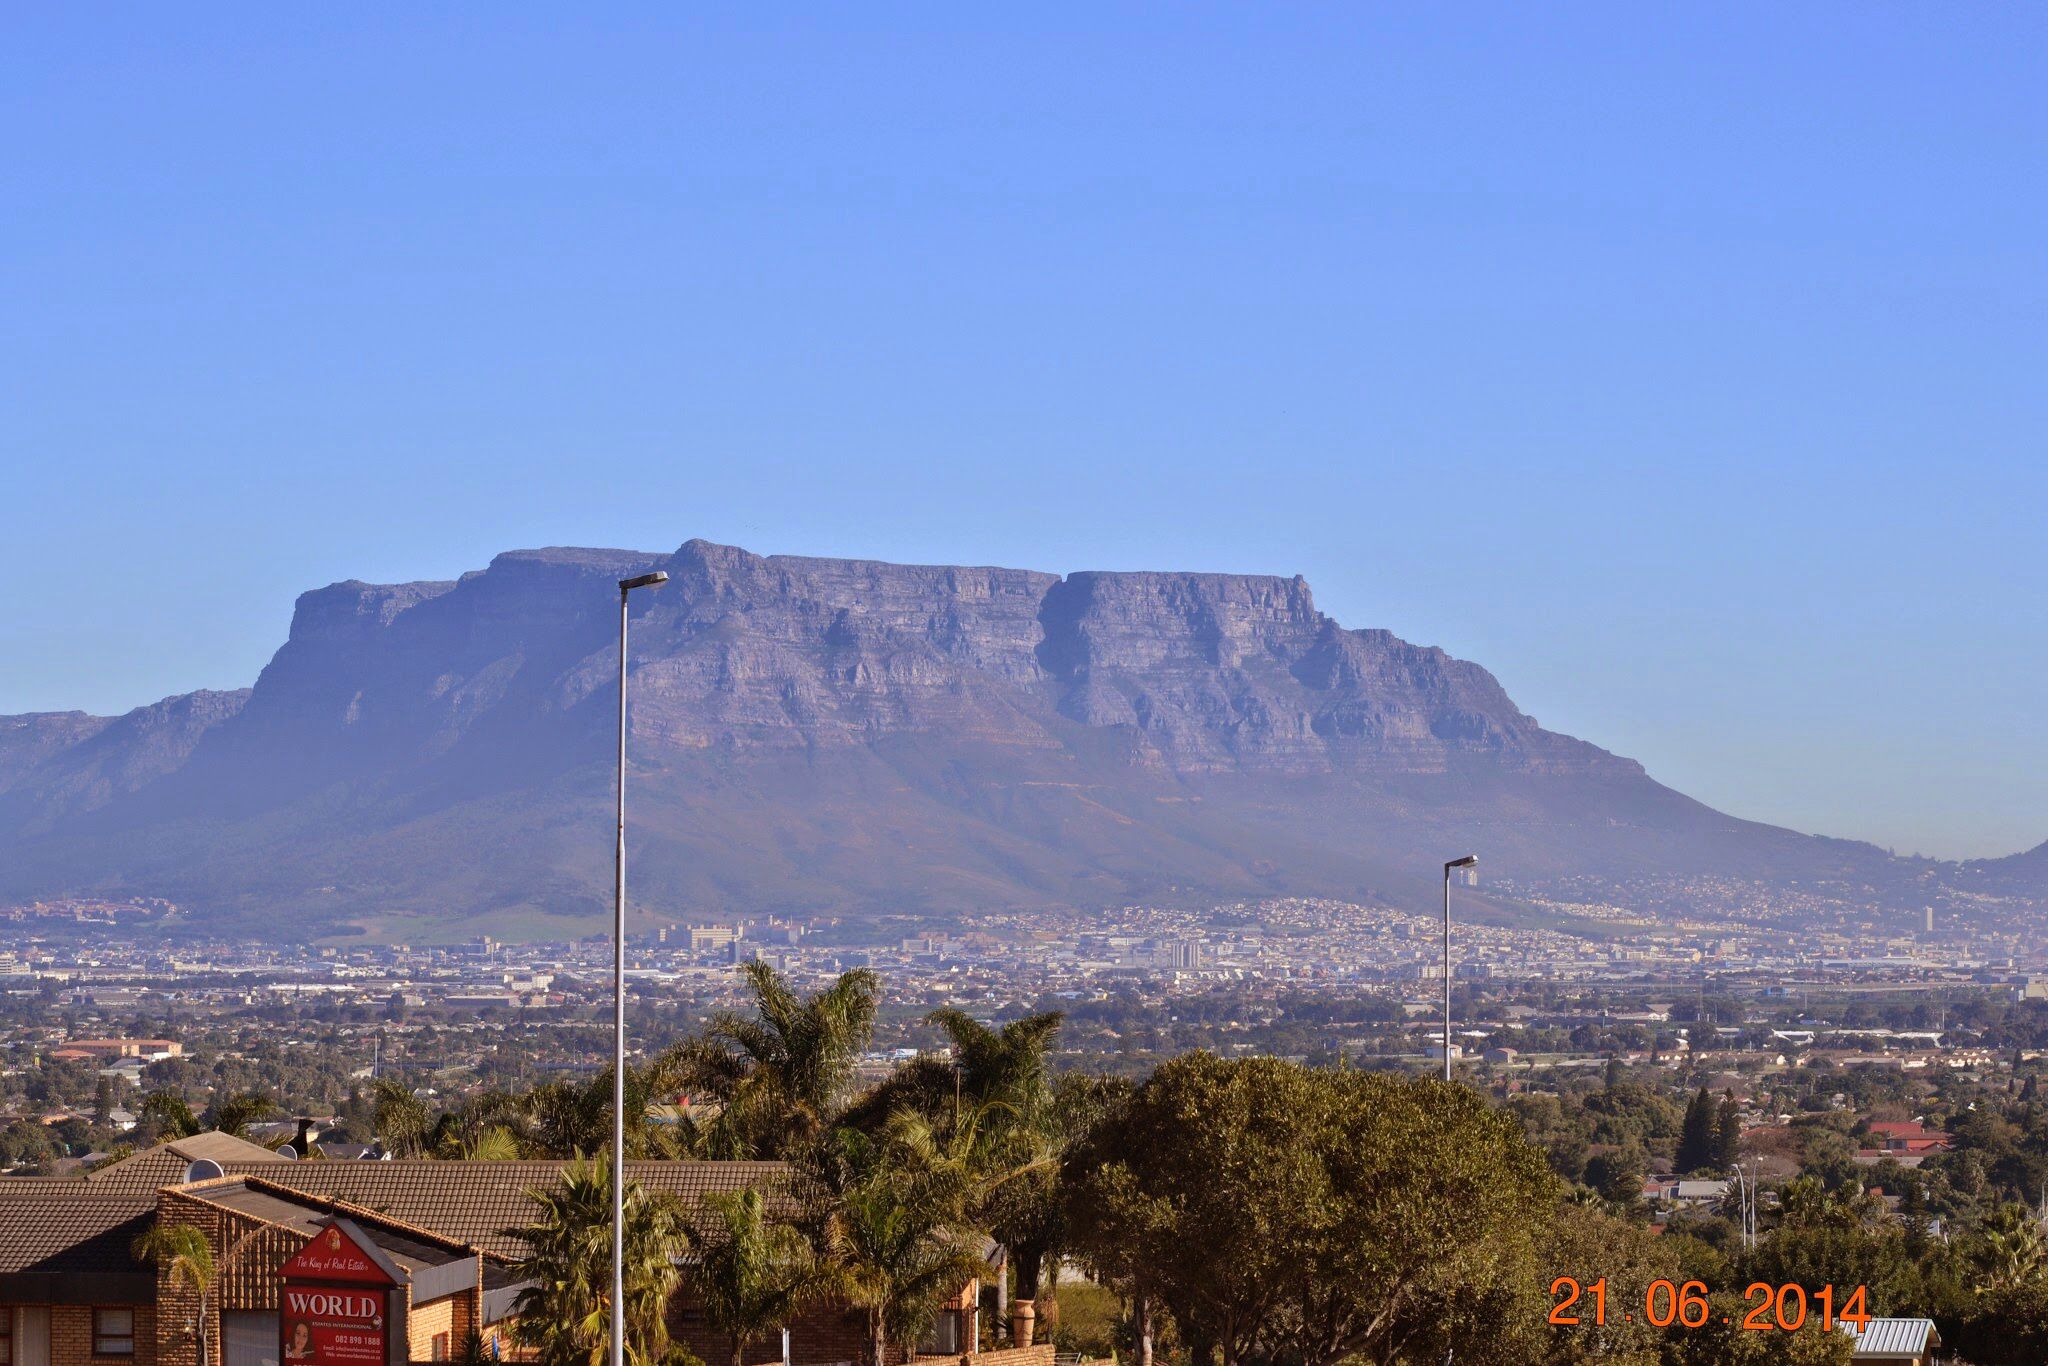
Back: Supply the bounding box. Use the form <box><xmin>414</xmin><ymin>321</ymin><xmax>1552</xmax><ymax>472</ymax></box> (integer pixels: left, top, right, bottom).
<box><xmin>434</xmin><ymin>1089</ymin><xmax>525</xmax><ymax>1154</ymax></box>
<box><xmin>1743</xmin><ymin>1180</ymin><xmax>1935</xmax><ymax>1319</ymax></box>
<box><xmin>1945</xmin><ymin>1278</ymin><xmax>2048</xmax><ymax>1365</ymax></box>
<box><xmin>880</xmin><ymin>1009</ymin><xmax>1073</xmax><ymax>1304</ymax></box>
<box><xmin>0</xmin><ymin>1118</ymin><xmax>59</xmax><ymax>1173</ymax></box>
<box><xmin>931</xmin><ymin>1008</ymin><xmax>1062</xmax><ymax>1117</ymax></box>
<box><xmin>505</xmin><ymin>1159</ymin><xmax>697</xmax><ymax>1366</ymax></box>
<box><xmin>1588</xmin><ymin>1144</ymin><xmax>1649</xmax><ymax>1208</ymax></box>
<box><xmin>1538</xmin><ymin>1204</ymin><xmax>1679</xmax><ymax>1364</ymax></box>
<box><xmin>522</xmin><ymin>1077</ymin><xmax>612</xmax><ymax>1158</ymax></box>
<box><xmin>1066</xmin><ymin>1054</ymin><xmax>1555</xmax><ymax>1366</ymax></box>
<box><xmin>1659</xmin><ymin>1292</ymin><xmax>1854</xmax><ymax>1365</ymax></box>
<box><xmin>453</xmin><ymin>1126</ymin><xmax>521</xmax><ymax>1161</ymax></box>
<box><xmin>520</xmin><ymin>1057</ymin><xmax>698</xmax><ymax>1160</ymax></box>
<box><xmin>983</xmin><ymin>1070</ymin><xmax>1130</xmax><ymax>1315</ymax></box>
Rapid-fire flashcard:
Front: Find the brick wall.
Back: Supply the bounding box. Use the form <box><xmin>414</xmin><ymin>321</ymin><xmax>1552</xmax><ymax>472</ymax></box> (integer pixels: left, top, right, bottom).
<box><xmin>669</xmin><ymin>1300</ymin><xmax>839</xmax><ymax>1366</ymax></box>
<box><xmin>407</xmin><ymin>1295</ymin><xmax>457</xmax><ymax>1361</ymax></box>
<box><xmin>153</xmin><ymin>1189</ymin><xmax>305</xmax><ymax>1366</ymax></box>
<box><xmin>665</xmin><ymin>1299</ymin><xmax>906</xmax><ymax>1366</ymax></box>
<box><xmin>940</xmin><ymin>1346</ymin><xmax>1054</xmax><ymax>1366</ymax></box>
<box><xmin>46</xmin><ymin>1304</ymin><xmax>156</xmax><ymax>1366</ymax></box>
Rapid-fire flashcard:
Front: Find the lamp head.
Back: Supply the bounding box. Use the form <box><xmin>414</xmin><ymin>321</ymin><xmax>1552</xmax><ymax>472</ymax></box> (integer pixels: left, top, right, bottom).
<box><xmin>620</xmin><ymin>571</ymin><xmax>670</xmax><ymax>593</ymax></box>
<box><xmin>1445</xmin><ymin>854</ymin><xmax>1478</xmax><ymax>871</ymax></box>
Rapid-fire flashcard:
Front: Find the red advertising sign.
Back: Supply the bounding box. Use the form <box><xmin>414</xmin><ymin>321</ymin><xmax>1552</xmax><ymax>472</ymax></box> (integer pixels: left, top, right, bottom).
<box><xmin>280</xmin><ymin>1285</ymin><xmax>389</xmax><ymax>1366</ymax></box>
<box><xmin>280</xmin><ymin>1221</ymin><xmax>398</xmax><ymax>1366</ymax></box>
<box><xmin>282</xmin><ymin>1223</ymin><xmax>399</xmax><ymax>1286</ymax></box>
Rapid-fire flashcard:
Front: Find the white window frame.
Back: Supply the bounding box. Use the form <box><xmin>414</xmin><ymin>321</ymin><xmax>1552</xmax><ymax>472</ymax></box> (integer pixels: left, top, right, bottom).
<box><xmin>92</xmin><ymin>1309</ymin><xmax>135</xmax><ymax>1357</ymax></box>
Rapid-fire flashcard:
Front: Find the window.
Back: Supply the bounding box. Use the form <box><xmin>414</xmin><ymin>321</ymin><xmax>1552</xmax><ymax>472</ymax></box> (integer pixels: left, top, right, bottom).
<box><xmin>1</xmin><ymin>1309</ymin><xmax>12</xmax><ymax>1366</ymax></box>
<box><xmin>93</xmin><ymin>1309</ymin><xmax>134</xmax><ymax>1357</ymax></box>
<box><xmin>920</xmin><ymin>1311</ymin><xmax>962</xmax><ymax>1356</ymax></box>
<box><xmin>430</xmin><ymin>1333</ymin><xmax>450</xmax><ymax>1362</ymax></box>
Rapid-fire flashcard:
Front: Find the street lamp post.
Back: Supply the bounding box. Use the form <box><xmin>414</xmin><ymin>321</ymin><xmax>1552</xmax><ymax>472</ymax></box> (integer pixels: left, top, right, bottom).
<box><xmin>1442</xmin><ymin>855</ymin><xmax>1477</xmax><ymax>1082</ymax></box>
<box><xmin>613</xmin><ymin>569</ymin><xmax>668</xmax><ymax>1366</ymax></box>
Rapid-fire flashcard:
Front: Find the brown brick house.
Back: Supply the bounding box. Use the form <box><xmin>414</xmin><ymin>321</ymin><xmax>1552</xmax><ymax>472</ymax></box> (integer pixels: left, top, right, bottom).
<box><xmin>0</xmin><ymin>1188</ymin><xmax>159</xmax><ymax>1366</ymax></box>
<box><xmin>1</xmin><ymin>1138</ymin><xmax>1002</xmax><ymax>1366</ymax></box>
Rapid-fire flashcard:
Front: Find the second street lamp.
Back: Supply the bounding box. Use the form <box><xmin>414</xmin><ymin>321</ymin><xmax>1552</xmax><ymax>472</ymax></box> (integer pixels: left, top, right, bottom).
<box><xmin>1442</xmin><ymin>854</ymin><xmax>1477</xmax><ymax>1083</ymax></box>
<box><xmin>612</xmin><ymin>568</ymin><xmax>667</xmax><ymax>1366</ymax></box>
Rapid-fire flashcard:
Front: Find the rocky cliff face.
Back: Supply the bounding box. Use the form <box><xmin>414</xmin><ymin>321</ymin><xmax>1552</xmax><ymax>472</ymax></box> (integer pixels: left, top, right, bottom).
<box><xmin>0</xmin><ymin>691</ymin><xmax>250</xmax><ymax>835</ymax></box>
<box><xmin>0</xmin><ymin>539</ymin><xmax>1921</xmax><ymax>938</ymax></box>
<box><xmin>0</xmin><ymin>711</ymin><xmax>113</xmax><ymax>789</ymax></box>
<box><xmin>185</xmin><ymin>538</ymin><xmax>1617</xmax><ymax>780</ymax></box>
<box><xmin>612</xmin><ymin>541</ymin><xmax>1625</xmax><ymax>775</ymax></box>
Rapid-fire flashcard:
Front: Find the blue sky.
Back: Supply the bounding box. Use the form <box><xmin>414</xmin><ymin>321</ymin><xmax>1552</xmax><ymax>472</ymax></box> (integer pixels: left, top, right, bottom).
<box><xmin>3</xmin><ymin>6</ymin><xmax>2043</xmax><ymax>858</ymax></box>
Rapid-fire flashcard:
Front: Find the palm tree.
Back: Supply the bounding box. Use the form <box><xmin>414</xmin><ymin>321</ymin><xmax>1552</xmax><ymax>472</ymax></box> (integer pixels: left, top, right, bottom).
<box><xmin>1973</xmin><ymin>1203</ymin><xmax>2048</xmax><ymax>1291</ymax></box>
<box><xmin>430</xmin><ymin>1090</ymin><xmax>531</xmax><ymax>1160</ymax></box>
<box><xmin>925</xmin><ymin>1011</ymin><xmax>1072</xmax><ymax>1307</ymax></box>
<box><xmin>139</xmin><ymin>1090</ymin><xmax>201</xmax><ymax>1140</ymax></box>
<box><xmin>517</xmin><ymin>1056</ymin><xmax>701</xmax><ymax>1162</ymax></box>
<box><xmin>927</xmin><ymin>1009</ymin><xmax>1062</xmax><ymax>1121</ymax></box>
<box><xmin>208</xmin><ymin>1090</ymin><xmax>278</xmax><ymax>1139</ymax></box>
<box><xmin>686</xmin><ymin>1186</ymin><xmax>827</xmax><ymax>1366</ymax></box>
<box><xmin>452</xmin><ymin>1126</ymin><xmax>521</xmax><ymax>1161</ymax></box>
<box><xmin>804</xmin><ymin>1110</ymin><xmax>991</xmax><ymax>1366</ymax></box>
<box><xmin>505</xmin><ymin>1158</ymin><xmax>693</xmax><ymax>1366</ymax></box>
<box><xmin>522</xmin><ymin>1078</ymin><xmax>610</xmax><ymax>1159</ymax></box>
<box><xmin>370</xmin><ymin>1078</ymin><xmax>436</xmax><ymax>1157</ymax></box>
<box><xmin>133</xmin><ymin>1224</ymin><xmax>215</xmax><ymax>1357</ymax></box>
<box><xmin>667</xmin><ymin>963</ymin><xmax>880</xmax><ymax>1159</ymax></box>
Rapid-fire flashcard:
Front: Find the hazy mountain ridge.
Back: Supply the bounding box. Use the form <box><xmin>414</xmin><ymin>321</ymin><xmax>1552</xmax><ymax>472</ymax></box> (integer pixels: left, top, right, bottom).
<box><xmin>0</xmin><ymin>538</ymin><xmax>2023</xmax><ymax>939</ymax></box>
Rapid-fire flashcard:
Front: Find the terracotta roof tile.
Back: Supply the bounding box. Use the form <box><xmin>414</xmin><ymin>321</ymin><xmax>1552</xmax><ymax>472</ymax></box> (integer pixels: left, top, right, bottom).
<box><xmin>81</xmin><ymin>1132</ymin><xmax>289</xmax><ymax>1194</ymax></box>
<box><xmin>204</xmin><ymin>1160</ymin><xmax>790</xmax><ymax>1258</ymax></box>
<box><xmin>0</xmin><ymin>1189</ymin><xmax>153</xmax><ymax>1274</ymax></box>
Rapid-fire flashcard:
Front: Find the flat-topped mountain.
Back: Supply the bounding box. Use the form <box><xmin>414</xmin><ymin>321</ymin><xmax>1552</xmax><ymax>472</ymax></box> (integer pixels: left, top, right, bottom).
<box><xmin>0</xmin><ymin>539</ymin><xmax>1961</xmax><ymax>939</ymax></box>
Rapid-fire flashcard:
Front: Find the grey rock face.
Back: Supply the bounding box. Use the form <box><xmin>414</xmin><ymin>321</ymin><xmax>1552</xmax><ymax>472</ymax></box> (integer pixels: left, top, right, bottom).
<box><xmin>0</xmin><ymin>539</ymin><xmax>1928</xmax><ymax>935</ymax></box>
<box><xmin>0</xmin><ymin>690</ymin><xmax>250</xmax><ymax>835</ymax></box>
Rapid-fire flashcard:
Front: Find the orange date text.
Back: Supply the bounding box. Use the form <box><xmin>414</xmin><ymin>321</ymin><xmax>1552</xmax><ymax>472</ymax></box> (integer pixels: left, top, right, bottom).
<box><xmin>1547</xmin><ymin>1278</ymin><xmax>1870</xmax><ymax>1332</ymax></box>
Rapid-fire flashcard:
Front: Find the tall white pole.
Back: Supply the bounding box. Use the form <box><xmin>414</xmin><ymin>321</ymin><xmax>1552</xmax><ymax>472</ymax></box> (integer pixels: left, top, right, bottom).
<box><xmin>1442</xmin><ymin>867</ymin><xmax>1452</xmax><ymax>1084</ymax></box>
<box><xmin>1439</xmin><ymin>856</ymin><xmax>1474</xmax><ymax>1083</ymax></box>
<box><xmin>607</xmin><ymin>571</ymin><xmax>665</xmax><ymax>1366</ymax></box>
<box><xmin>612</xmin><ymin>585</ymin><xmax>629</xmax><ymax>1366</ymax></box>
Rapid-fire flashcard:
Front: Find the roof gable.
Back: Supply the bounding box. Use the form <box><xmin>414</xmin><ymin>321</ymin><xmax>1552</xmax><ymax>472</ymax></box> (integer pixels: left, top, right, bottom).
<box><xmin>280</xmin><ymin>1218</ymin><xmax>403</xmax><ymax>1287</ymax></box>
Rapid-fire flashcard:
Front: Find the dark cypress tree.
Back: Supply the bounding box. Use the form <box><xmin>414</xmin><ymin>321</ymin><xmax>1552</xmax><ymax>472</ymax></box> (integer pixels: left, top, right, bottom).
<box><xmin>1676</xmin><ymin>1086</ymin><xmax>1715</xmax><ymax>1173</ymax></box>
<box><xmin>1713</xmin><ymin>1090</ymin><xmax>1742</xmax><ymax>1169</ymax></box>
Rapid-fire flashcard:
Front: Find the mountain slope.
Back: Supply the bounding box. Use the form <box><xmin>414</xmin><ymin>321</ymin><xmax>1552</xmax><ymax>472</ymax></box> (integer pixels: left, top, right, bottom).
<box><xmin>0</xmin><ymin>539</ymin><xmax>1927</xmax><ymax>939</ymax></box>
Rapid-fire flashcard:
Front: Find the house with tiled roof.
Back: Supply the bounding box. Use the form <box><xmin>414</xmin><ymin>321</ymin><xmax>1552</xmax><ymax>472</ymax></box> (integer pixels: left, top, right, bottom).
<box><xmin>0</xmin><ymin>1179</ymin><xmax>164</xmax><ymax>1366</ymax></box>
<box><xmin>0</xmin><ymin>1137</ymin><xmax>1006</xmax><ymax>1366</ymax></box>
